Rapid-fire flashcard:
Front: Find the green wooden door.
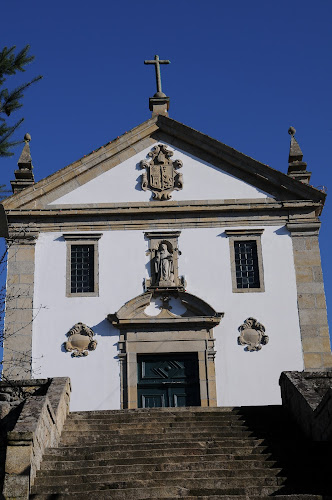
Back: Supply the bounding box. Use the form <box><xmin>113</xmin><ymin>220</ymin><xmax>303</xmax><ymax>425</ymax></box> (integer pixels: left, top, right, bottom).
<box><xmin>137</xmin><ymin>353</ymin><xmax>200</xmax><ymax>408</ymax></box>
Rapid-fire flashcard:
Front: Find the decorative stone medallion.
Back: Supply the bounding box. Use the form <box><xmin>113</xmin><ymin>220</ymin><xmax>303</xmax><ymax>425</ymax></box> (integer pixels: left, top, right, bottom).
<box><xmin>237</xmin><ymin>317</ymin><xmax>269</xmax><ymax>351</ymax></box>
<box><xmin>140</xmin><ymin>144</ymin><xmax>183</xmax><ymax>200</ymax></box>
<box><xmin>64</xmin><ymin>322</ymin><xmax>97</xmax><ymax>357</ymax></box>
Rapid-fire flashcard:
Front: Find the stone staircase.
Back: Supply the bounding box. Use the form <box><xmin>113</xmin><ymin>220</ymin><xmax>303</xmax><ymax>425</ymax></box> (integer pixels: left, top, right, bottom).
<box><xmin>30</xmin><ymin>406</ymin><xmax>332</xmax><ymax>499</ymax></box>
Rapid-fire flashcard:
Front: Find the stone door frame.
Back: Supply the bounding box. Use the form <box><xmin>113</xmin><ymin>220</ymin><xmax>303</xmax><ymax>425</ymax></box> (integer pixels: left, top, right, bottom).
<box><xmin>123</xmin><ymin>328</ymin><xmax>217</xmax><ymax>409</ymax></box>
<box><xmin>108</xmin><ymin>291</ymin><xmax>223</xmax><ymax>410</ymax></box>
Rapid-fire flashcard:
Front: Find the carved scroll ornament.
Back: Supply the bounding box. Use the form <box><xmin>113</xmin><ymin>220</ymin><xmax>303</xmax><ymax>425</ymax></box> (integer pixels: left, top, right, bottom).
<box><xmin>64</xmin><ymin>322</ymin><xmax>97</xmax><ymax>357</ymax></box>
<box><xmin>140</xmin><ymin>144</ymin><xmax>183</xmax><ymax>200</ymax></box>
<box><xmin>237</xmin><ymin>317</ymin><xmax>269</xmax><ymax>351</ymax></box>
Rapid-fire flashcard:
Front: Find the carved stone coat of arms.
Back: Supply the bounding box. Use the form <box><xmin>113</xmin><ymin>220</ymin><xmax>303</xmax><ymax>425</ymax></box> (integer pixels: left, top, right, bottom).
<box><xmin>237</xmin><ymin>317</ymin><xmax>269</xmax><ymax>351</ymax></box>
<box><xmin>64</xmin><ymin>322</ymin><xmax>97</xmax><ymax>357</ymax></box>
<box><xmin>140</xmin><ymin>144</ymin><xmax>183</xmax><ymax>200</ymax></box>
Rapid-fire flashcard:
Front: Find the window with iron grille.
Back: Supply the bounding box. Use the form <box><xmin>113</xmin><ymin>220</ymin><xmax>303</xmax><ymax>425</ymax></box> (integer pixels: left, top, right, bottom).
<box><xmin>71</xmin><ymin>245</ymin><xmax>95</xmax><ymax>293</ymax></box>
<box><xmin>234</xmin><ymin>240</ymin><xmax>260</xmax><ymax>289</ymax></box>
<box><xmin>225</xmin><ymin>229</ymin><xmax>264</xmax><ymax>293</ymax></box>
<box><xmin>64</xmin><ymin>234</ymin><xmax>101</xmax><ymax>297</ymax></box>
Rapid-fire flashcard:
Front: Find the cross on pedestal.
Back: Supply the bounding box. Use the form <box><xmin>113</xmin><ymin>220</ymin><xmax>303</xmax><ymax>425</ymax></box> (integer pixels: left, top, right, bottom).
<box><xmin>144</xmin><ymin>55</ymin><xmax>170</xmax><ymax>96</ymax></box>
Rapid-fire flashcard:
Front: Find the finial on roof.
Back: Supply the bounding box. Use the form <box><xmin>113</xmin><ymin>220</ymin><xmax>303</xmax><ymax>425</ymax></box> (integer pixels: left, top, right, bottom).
<box><xmin>11</xmin><ymin>133</ymin><xmax>35</xmax><ymax>194</ymax></box>
<box><xmin>144</xmin><ymin>55</ymin><xmax>170</xmax><ymax>117</ymax></box>
<box><xmin>287</xmin><ymin>126</ymin><xmax>311</xmax><ymax>184</ymax></box>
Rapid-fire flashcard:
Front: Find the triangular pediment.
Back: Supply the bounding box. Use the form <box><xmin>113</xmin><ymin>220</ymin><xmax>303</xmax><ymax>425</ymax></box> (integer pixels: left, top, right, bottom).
<box><xmin>2</xmin><ymin>115</ymin><xmax>325</xmax><ymax>211</ymax></box>
<box><xmin>48</xmin><ymin>141</ymin><xmax>271</xmax><ymax>206</ymax></box>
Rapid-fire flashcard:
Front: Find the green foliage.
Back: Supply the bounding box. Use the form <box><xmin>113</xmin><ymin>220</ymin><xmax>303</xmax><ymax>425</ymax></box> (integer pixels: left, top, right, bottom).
<box><xmin>0</xmin><ymin>45</ymin><xmax>42</xmax><ymax>157</ymax></box>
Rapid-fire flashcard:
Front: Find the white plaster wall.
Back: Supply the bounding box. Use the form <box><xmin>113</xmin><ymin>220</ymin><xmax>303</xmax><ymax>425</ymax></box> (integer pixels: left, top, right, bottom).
<box><xmin>178</xmin><ymin>226</ymin><xmax>304</xmax><ymax>406</ymax></box>
<box><xmin>49</xmin><ymin>142</ymin><xmax>272</xmax><ymax>205</ymax></box>
<box><xmin>32</xmin><ymin>231</ymin><xmax>146</xmax><ymax>411</ymax></box>
<box><xmin>32</xmin><ymin>224</ymin><xmax>303</xmax><ymax>411</ymax></box>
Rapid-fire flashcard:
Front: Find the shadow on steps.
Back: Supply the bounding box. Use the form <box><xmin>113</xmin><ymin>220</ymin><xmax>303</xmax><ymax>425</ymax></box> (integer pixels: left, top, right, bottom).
<box><xmin>236</xmin><ymin>405</ymin><xmax>332</xmax><ymax>497</ymax></box>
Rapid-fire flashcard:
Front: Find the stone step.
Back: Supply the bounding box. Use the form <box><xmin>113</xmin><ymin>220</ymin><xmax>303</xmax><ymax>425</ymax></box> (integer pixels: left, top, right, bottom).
<box><xmin>42</xmin><ymin>453</ymin><xmax>272</xmax><ymax>468</ymax></box>
<box><xmin>30</xmin><ymin>405</ymin><xmax>330</xmax><ymax>499</ymax></box>
<box><xmin>61</xmin><ymin>428</ymin><xmax>288</xmax><ymax>442</ymax></box>
<box><xmin>35</xmin><ymin>465</ymin><xmax>283</xmax><ymax>482</ymax></box>
<box><xmin>79</xmin><ymin>411</ymin><xmax>282</xmax><ymax>418</ymax></box>
<box><xmin>161</xmin><ymin>497</ymin><xmax>325</xmax><ymax>500</ymax></box>
<box><xmin>197</xmin><ymin>497</ymin><xmax>326</xmax><ymax>500</ymax></box>
<box><xmin>31</xmin><ymin>476</ymin><xmax>286</xmax><ymax>495</ymax></box>
<box><xmin>63</xmin><ymin>419</ymin><xmax>250</xmax><ymax>430</ymax></box>
<box><xmin>186</xmin><ymin>496</ymin><xmax>327</xmax><ymax>500</ymax></box>
<box><xmin>59</xmin><ymin>435</ymin><xmax>266</xmax><ymax>449</ymax></box>
<box><xmin>67</xmin><ymin>413</ymin><xmax>243</xmax><ymax>420</ymax></box>
<box><xmin>59</xmin><ymin>429</ymin><xmax>254</xmax><ymax>441</ymax></box>
<box><xmin>50</xmin><ymin>436</ymin><xmax>264</xmax><ymax>451</ymax></box>
<box><xmin>44</xmin><ymin>440</ymin><xmax>268</xmax><ymax>457</ymax></box>
<box><xmin>38</xmin><ymin>457</ymin><xmax>280</xmax><ymax>473</ymax></box>
<box><xmin>30</xmin><ymin>495</ymin><xmax>326</xmax><ymax>500</ymax></box>
<box><xmin>67</xmin><ymin>411</ymin><xmax>247</xmax><ymax>419</ymax></box>
<box><xmin>61</xmin><ymin>425</ymin><xmax>254</xmax><ymax>435</ymax></box>
<box><xmin>40</xmin><ymin>451</ymin><xmax>272</xmax><ymax>467</ymax></box>
<box><xmin>59</xmin><ymin>432</ymin><xmax>254</xmax><ymax>448</ymax></box>
<box><xmin>48</xmin><ymin>441</ymin><xmax>267</xmax><ymax>457</ymax></box>
<box><xmin>58</xmin><ymin>440</ymin><xmax>266</xmax><ymax>452</ymax></box>
<box><xmin>59</xmin><ymin>432</ymin><xmax>256</xmax><ymax>447</ymax></box>
<box><xmin>69</xmin><ymin>407</ymin><xmax>240</xmax><ymax>417</ymax></box>
<box><xmin>66</xmin><ymin>411</ymin><xmax>285</xmax><ymax>420</ymax></box>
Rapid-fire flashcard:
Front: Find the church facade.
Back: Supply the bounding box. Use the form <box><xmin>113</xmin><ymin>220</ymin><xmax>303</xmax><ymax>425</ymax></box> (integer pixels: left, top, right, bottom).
<box><xmin>1</xmin><ymin>97</ymin><xmax>330</xmax><ymax>411</ymax></box>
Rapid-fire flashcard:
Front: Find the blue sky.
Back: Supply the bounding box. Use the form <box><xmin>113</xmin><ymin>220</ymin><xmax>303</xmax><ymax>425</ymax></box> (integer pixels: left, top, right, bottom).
<box><xmin>1</xmin><ymin>1</ymin><xmax>332</xmax><ymax>336</ymax></box>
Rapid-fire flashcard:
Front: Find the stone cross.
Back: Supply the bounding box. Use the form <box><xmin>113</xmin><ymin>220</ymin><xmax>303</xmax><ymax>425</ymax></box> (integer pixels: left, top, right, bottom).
<box><xmin>144</xmin><ymin>55</ymin><xmax>170</xmax><ymax>95</ymax></box>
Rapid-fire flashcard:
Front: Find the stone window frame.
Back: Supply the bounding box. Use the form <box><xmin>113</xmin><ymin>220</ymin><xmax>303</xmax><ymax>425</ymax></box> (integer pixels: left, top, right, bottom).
<box><xmin>63</xmin><ymin>233</ymin><xmax>102</xmax><ymax>297</ymax></box>
<box><xmin>225</xmin><ymin>229</ymin><xmax>265</xmax><ymax>293</ymax></box>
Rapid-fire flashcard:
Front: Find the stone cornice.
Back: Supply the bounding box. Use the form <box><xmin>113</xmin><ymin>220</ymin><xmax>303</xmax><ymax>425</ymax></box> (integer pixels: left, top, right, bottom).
<box><xmin>6</xmin><ymin>231</ymin><xmax>39</xmax><ymax>243</ymax></box>
<box><xmin>286</xmin><ymin>221</ymin><xmax>321</xmax><ymax>236</ymax></box>
<box><xmin>3</xmin><ymin>198</ymin><xmax>322</xmax><ymax>234</ymax></box>
<box><xmin>225</xmin><ymin>229</ymin><xmax>265</xmax><ymax>236</ymax></box>
<box><xmin>63</xmin><ymin>233</ymin><xmax>102</xmax><ymax>240</ymax></box>
<box><xmin>157</xmin><ymin>116</ymin><xmax>326</xmax><ymax>204</ymax></box>
<box><xmin>3</xmin><ymin>198</ymin><xmax>322</xmax><ymax>218</ymax></box>
<box><xmin>110</xmin><ymin>316</ymin><xmax>223</xmax><ymax>329</ymax></box>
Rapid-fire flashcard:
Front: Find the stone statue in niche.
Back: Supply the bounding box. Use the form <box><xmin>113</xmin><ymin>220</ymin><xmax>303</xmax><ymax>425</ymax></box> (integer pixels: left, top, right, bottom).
<box><xmin>237</xmin><ymin>317</ymin><xmax>269</xmax><ymax>351</ymax></box>
<box><xmin>144</xmin><ymin>231</ymin><xmax>184</xmax><ymax>290</ymax></box>
<box><xmin>64</xmin><ymin>322</ymin><xmax>97</xmax><ymax>357</ymax></box>
<box><xmin>140</xmin><ymin>144</ymin><xmax>183</xmax><ymax>200</ymax></box>
<box><xmin>154</xmin><ymin>242</ymin><xmax>175</xmax><ymax>286</ymax></box>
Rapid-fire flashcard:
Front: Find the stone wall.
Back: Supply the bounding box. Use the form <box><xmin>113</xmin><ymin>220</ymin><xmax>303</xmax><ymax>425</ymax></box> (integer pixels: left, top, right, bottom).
<box><xmin>1</xmin><ymin>377</ymin><xmax>71</xmax><ymax>500</ymax></box>
<box><xmin>280</xmin><ymin>371</ymin><xmax>332</xmax><ymax>441</ymax></box>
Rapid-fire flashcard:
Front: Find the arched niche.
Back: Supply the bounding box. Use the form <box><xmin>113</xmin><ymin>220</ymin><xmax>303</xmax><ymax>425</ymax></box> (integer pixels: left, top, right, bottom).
<box><xmin>108</xmin><ymin>291</ymin><xmax>223</xmax><ymax>409</ymax></box>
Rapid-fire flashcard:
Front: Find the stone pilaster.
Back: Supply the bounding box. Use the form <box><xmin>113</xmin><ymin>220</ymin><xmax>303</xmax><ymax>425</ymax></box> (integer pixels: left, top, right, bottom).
<box><xmin>2</xmin><ymin>233</ymin><xmax>37</xmax><ymax>379</ymax></box>
<box><xmin>288</xmin><ymin>223</ymin><xmax>331</xmax><ymax>370</ymax></box>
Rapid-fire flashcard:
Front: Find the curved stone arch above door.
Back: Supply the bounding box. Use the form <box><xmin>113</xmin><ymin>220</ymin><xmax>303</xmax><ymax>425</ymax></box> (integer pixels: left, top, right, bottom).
<box><xmin>108</xmin><ymin>291</ymin><xmax>224</xmax><ymax>409</ymax></box>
